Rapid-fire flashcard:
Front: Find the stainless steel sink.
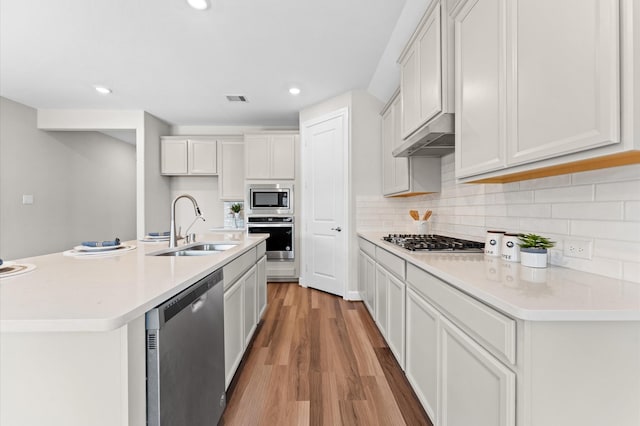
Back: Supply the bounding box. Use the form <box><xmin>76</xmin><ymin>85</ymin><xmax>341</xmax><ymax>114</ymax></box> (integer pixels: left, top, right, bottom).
<box><xmin>148</xmin><ymin>242</ymin><xmax>238</xmax><ymax>257</ymax></box>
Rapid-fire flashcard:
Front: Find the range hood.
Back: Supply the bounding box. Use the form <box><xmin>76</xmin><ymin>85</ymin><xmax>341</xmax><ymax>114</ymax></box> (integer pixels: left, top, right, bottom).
<box><xmin>392</xmin><ymin>113</ymin><xmax>455</xmax><ymax>157</ymax></box>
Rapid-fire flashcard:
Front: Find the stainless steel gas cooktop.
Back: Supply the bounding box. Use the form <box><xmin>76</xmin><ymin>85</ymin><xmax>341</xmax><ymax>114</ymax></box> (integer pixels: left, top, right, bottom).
<box><xmin>383</xmin><ymin>234</ymin><xmax>485</xmax><ymax>252</ymax></box>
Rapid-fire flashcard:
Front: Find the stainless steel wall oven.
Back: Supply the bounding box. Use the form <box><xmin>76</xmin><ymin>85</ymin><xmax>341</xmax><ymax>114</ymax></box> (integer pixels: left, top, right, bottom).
<box><xmin>247</xmin><ymin>216</ymin><xmax>294</xmax><ymax>260</ymax></box>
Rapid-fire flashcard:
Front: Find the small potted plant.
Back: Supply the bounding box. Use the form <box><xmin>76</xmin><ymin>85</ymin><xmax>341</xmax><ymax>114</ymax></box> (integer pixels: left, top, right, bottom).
<box><xmin>518</xmin><ymin>233</ymin><xmax>555</xmax><ymax>268</ymax></box>
<box><xmin>230</xmin><ymin>203</ymin><xmax>243</xmax><ymax>228</ymax></box>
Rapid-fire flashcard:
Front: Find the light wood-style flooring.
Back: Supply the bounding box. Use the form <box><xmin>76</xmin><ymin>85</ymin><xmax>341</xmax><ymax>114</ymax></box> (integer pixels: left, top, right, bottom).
<box><xmin>222</xmin><ymin>283</ymin><xmax>433</xmax><ymax>426</ymax></box>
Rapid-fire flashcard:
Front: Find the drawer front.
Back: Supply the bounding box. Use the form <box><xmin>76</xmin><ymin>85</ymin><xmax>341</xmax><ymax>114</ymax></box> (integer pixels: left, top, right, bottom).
<box><xmin>223</xmin><ymin>248</ymin><xmax>257</xmax><ymax>290</ymax></box>
<box><xmin>407</xmin><ymin>263</ymin><xmax>516</xmax><ymax>364</ymax></box>
<box><xmin>358</xmin><ymin>237</ymin><xmax>376</xmax><ymax>258</ymax></box>
<box><xmin>376</xmin><ymin>247</ymin><xmax>406</xmax><ymax>281</ymax></box>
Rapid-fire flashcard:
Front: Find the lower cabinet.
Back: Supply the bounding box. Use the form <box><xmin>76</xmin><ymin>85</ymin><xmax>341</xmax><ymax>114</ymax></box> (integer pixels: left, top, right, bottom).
<box><xmin>375</xmin><ymin>264</ymin><xmax>389</xmax><ymax>338</ymax></box>
<box><xmin>257</xmin><ymin>255</ymin><xmax>267</xmax><ymax>319</ymax></box>
<box><xmin>406</xmin><ymin>288</ymin><xmax>439</xmax><ymax>422</ymax></box>
<box><xmin>224</xmin><ymin>276</ymin><xmax>244</xmax><ymax>388</ymax></box>
<box><xmin>386</xmin><ymin>272</ymin><xmax>406</xmax><ymax>369</ymax></box>
<box><xmin>358</xmin><ymin>249</ymin><xmax>376</xmax><ymax>316</ymax></box>
<box><xmin>223</xmin><ymin>244</ymin><xmax>267</xmax><ymax>389</ymax></box>
<box><xmin>440</xmin><ymin>317</ymin><xmax>516</xmax><ymax>426</ymax></box>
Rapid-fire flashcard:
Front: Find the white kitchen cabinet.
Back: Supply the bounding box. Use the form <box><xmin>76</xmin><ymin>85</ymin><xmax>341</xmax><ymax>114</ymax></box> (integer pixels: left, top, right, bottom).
<box><xmin>224</xmin><ymin>276</ymin><xmax>244</xmax><ymax>389</ymax></box>
<box><xmin>453</xmin><ymin>0</ymin><xmax>627</xmax><ymax>180</ymax></box>
<box><xmin>218</xmin><ymin>140</ymin><xmax>245</xmax><ymax>200</ymax></box>
<box><xmin>381</xmin><ymin>92</ymin><xmax>410</xmax><ymax>195</ymax></box>
<box><xmin>244</xmin><ymin>133</ymin><xmax>296</xmax><ymax>180</ymax></box>
<box><xmin>381</xmin><ymin>90</ymin><xmax>442</xmax><ymax>197</ymax></box>
<box><xmin>399</xmin><ymin>0</ymin><xmax>454</xmax><ymax>139</ymax></box>
<box><xmin>375</xmin><ymin>264</ymin><xmax>389</xmax><ymax>339</ymax></box>
<box><xmin>406</xmin><ymin>288</ymin><xmax>440</xmax><ymax>424</ymax></box>
<box><xmin>242</xmin><ymin>265</ymin><xmax>258</xmax><ymax>347</ymax></box>
<box><xmin>358</xmin><ymin>249</ymin><xmax>376</xmax><ymax>316</ymax></box>
<box><xmin>440</xmin><ymin>317</ymin><xmax>516</xmax><ymax>426</ymax></box>
<box><xmin>257</xmin><ymin>255</ymin><xmax>267</xmax><ymax>320</ymax></box>
<box><xmin>161</xmin><ymin>137</ymin><xmax>218</xmax><ymax>175</ymax></box>
<box><xmin>387</xmin><ymin>271</ymin><xmax>406</xmax><ymax>369</ymax></box>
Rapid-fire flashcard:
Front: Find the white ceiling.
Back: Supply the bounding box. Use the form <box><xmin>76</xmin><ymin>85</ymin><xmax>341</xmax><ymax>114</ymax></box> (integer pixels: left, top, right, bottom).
<box><xmin>0</xmin><ymin>0</ymin><xmax>410</xmax><ymax>127</ymax></box>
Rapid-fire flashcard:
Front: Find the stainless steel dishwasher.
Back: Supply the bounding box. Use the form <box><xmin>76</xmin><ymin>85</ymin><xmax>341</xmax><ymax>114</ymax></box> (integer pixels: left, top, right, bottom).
<box><xmin>146</xmin><ymin>269</ymin><xmax>225</xmax><ymax>426</ymax></box>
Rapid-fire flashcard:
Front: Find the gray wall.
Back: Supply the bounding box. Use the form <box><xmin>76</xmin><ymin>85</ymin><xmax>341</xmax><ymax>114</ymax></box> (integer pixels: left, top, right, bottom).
<box><xmin>0</xmin><ymin>97</ymin><xmax>136</xmax><ymax>260</ymax></box>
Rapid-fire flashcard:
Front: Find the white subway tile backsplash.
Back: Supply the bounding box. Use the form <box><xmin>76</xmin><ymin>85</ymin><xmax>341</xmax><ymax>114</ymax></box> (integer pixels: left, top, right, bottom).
<box><xmin>625</xmin><ymin>201</ymin><xmax>640</xmax><ymax>221</ymax></box>
<box><xmin>507</xmin><ymin>204</ymin><xmax>552</xmax><ymax>218</ymax></box>
<box><xmin>595</xmin><ymin>180</ymin><xmax>640</xmax><ymax>201</ymax></box>
<box><xmin>356</xmin><ymin>161</ymin><xmax>640</xmax><ymax>283</ymax></box>
<box><xmin>552</xmin><ymin>202</ymin><xmax>624</xmax><ymax>220</ymax></box>
<box><xmin>534</xmin><ymin>185</ymin><xmax>593</xmax><ymax>203</ymax></box>
<box><xmin>571</xmin><ymin>220</ymin><xmax>640</xmax><ymax>242</ymax></box>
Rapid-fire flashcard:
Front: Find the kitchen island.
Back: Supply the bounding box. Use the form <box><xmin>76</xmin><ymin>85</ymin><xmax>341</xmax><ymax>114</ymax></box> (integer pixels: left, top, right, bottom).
<box><xmin>0</xmin><ymin>233</ymin><xmax>268</xmax><ymax>426</ymax></box>
<box><xmin>358</xmin><ymin>231</ymin><xmax>640</xmax><ymax>426</ymax></box>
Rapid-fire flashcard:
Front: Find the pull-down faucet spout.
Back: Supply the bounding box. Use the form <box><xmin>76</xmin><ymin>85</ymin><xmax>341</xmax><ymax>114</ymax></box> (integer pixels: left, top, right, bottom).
<box><xmin>169</xmin><ymin>194</ymin><xmax>204</xmax><ymax>248</ymax></box>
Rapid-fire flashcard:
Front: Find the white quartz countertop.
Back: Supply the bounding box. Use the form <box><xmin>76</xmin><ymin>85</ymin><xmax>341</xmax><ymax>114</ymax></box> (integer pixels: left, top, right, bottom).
<box><xmin>359</xmin><ymin>232</ymin><xmax>640</xmax><ymax>321</ymax></box>
<box><xmin>0</xmin><ymin>233</ymin><xmax>268</xmax><ymax>333</ymax></box>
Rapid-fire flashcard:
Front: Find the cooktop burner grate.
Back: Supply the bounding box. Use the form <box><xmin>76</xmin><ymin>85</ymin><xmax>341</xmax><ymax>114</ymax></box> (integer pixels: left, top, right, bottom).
<box><xmin>382</xmin><ymin>234</ymin><xmax>485</xmax><ymax>252</ymax></box>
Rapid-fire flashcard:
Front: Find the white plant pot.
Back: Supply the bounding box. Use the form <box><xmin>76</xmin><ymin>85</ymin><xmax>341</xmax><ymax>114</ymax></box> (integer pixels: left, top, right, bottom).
<box><xmin>520</xmin><ymin>248</ymin><xmax>548</xmax><ymax>268</ymax></box>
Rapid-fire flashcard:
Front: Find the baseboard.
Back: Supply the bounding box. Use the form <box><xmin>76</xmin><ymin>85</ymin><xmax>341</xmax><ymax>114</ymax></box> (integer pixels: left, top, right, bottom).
<box><xmin>345</xmin><ymin>290</ymin><xmax>363</xmax><ymax>301</ymax></box>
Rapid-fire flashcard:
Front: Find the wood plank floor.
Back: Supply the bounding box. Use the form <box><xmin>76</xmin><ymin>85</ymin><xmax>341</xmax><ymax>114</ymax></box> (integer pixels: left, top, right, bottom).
<box><xmin>222</xmin><ymin>283</ymin><xmax>433</xmax><ymax>426</ymax></box>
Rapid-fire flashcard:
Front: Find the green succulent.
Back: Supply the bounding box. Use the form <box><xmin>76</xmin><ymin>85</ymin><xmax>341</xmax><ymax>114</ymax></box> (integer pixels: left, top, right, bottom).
<box><xmin>518</xmin><ymin>233</ymin><xmax>555</xmax><ymax>249</ymax></box>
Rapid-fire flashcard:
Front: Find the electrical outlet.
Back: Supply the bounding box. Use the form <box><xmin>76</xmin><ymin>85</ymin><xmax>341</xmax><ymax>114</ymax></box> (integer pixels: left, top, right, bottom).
<box><xmin>563</xmin><ymin>239</ymin><xmax>593</xmax><ymax>260</ymax></box>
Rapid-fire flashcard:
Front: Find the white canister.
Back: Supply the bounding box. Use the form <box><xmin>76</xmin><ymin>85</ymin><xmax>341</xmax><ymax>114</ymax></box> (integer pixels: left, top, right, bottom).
<box><xmin>417</xmin><ymin>220</ymin><xmax>431</xmax><ymax>235</ymax></box>
<box><xmin>484</xmin><ymin>230</ymin><xmax>505</xmax><ymax>257</ymax></box>
<box><xmin>501</xmin><ymin>233</ymin><xmax>521</xmax><ymax>262</ymax></box>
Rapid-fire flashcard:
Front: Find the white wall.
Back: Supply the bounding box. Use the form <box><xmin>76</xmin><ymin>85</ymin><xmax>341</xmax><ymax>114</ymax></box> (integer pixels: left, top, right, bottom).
<box><xmin>0</xmin><ymin>97</ymin><xmax>136</xmax><ymax>260</ymax></box>
<box><xmin>356</xmin><ymin>153</ymin><xmax>640</xmax><ymax>284</ymax></box>
<box><xmin>142</xmin><ymin>113</ymin><xmax>171</xmax><ymax>234</ymax></box>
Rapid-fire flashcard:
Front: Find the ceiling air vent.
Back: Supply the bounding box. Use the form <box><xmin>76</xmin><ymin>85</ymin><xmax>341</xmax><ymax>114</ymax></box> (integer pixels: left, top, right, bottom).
<box><xmin>226</xmin><ymin>95</ymin><xmax>248</xmax><ymax>103</ymax></box>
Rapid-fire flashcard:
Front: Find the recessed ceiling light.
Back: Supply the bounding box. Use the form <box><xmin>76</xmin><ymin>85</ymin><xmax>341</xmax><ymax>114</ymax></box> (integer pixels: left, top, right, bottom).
<box><xmin>289</xmin><ymin>87</ymin><xmax>301</xmax><ymax>95</ymax></box>
<box><xmin>187</xmin><ymin>0</ymin><xmax>209</xmax><ymax>10</ymax></box>
<box><xmin>94</xmin><ymin>86</ymin><xmax>112</xmax><ymax>95</ymax></box>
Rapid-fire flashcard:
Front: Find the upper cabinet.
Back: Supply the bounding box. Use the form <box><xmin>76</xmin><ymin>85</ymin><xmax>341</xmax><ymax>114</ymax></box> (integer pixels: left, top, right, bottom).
<box><xmin>382</xmin><ymin>90</ymin><xmax>442</xmax><ymax>197</ymax></box>
<box><xmin>452</xmin><ymin>0</ymin><xmax>639</xmax><ymax>182</ymax></box>
<box><xmin>244</xmin><ymin>133</ymin><xmax>296</xmax><ymax>180</ymax></box>
<box><xmin>161</xmin><ymin>137</ymin><xmax>218</xmax><ymax>175</ymax></box>
<box><xmin>399</xmin><ymin>0</ymin><xmax>454</xmax><ymax>140</ymax></box>
<box><xmin>218</xmin><ymin>140</ymin><xmax>245</xmax><ymax>201</ymax></box>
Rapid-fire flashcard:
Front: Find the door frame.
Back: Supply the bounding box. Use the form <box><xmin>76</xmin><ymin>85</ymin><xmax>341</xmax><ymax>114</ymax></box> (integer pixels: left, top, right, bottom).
<box><xmin>299</xmin><ymin>107</ymin><xmax>350</xmax><ymax>297</ymax></box>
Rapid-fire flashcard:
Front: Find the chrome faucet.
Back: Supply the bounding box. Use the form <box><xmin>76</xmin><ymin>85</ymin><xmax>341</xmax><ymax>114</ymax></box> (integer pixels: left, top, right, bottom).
<box><xmin>169</xmin><ymin>194</ymin><xmax>205</xmax><ymax>248</ymax></box>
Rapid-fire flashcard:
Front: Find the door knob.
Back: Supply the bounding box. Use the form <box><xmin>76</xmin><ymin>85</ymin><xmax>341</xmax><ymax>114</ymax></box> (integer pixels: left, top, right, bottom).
<box><xmin>331</xmin><ymin>227</ymin><xmax>342</xmax><ymax>232</ymax></box>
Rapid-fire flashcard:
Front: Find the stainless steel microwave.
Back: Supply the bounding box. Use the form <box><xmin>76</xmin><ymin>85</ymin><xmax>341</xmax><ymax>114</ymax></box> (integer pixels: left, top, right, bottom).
<box><xmin>246</xmin><ymin>183</ymin><xmax>293</xmax><ymax>215</ymax></box>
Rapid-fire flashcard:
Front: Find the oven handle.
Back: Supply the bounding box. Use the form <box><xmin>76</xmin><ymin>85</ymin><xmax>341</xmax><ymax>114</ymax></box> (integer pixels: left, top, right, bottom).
<box><xmin>247</xmin><ymin>224</ymin><xmax>293</xmax><ymax>228</ymax></box>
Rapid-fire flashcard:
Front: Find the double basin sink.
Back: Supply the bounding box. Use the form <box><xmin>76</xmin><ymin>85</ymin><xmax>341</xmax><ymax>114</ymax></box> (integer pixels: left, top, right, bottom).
<box><xmin>148</xmin><ymin>243</ymin><xmax>238</xmax><ymax>257</ymax></box>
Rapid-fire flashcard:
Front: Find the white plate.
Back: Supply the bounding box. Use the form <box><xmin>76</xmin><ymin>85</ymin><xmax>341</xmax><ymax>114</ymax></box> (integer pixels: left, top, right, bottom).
<box><xmin>64</xmin><ymin>245</ymin><xmax>136</xmax><ymax>257</ymax></box>
<box><xmin>74</xmin><ymin>243</ymin><xmax>124</xmax><ymax>252</ymax></box>
<box><xmin>0</xmin><ymin>261</ymin><xmax>16</xmax><ymax>270</ymax></box>
<box><xmin>0</xmin><ymin>263</ymin><xmax>36</xmax><ymax>278</ymax></box>
<box><xmin>147</xmin><ymin>234</ymin><xmax>170</xmax><ymax>239</ymax></box>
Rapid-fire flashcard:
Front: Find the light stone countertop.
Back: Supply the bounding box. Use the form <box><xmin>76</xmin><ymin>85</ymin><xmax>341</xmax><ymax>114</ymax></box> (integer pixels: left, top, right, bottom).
<box><xmin>0</xmin><ymin>233</ymin><xmax>268</xmax><ymax>333</ymax></box>
<box><xmin>359</xmin><ymin>231</ymin><xmax>640</xmax><ymax>321</ymax></box>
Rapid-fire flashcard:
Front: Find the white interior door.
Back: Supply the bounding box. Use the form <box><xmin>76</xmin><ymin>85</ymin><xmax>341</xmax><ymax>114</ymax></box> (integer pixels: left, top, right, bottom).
<box><xmin>301</xmin><ymin>110</ymin><xmax>347</xmax><ymax>297</ymax></box>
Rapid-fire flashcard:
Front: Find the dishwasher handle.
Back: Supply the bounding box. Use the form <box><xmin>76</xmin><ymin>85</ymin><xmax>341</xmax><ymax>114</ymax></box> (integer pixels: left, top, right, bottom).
<box><xmin>191</xmin><ymin>294</ymin><xmax>207</xmax><ymax>313</ymax></box>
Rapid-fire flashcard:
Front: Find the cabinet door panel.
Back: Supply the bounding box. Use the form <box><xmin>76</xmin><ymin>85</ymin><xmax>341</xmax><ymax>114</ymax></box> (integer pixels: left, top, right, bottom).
<box><xmin>364</xmin><ymin>254</ymin><xmax>376</xmax><ymax>316</ymax></box>
<box><xmin>243</xmin><ymin>266</ymin><xmax>257</xmax><ymax>346</ymax></box>
<box><xmin>508</xmin><ymin>0</ymin><xmax>620</xmax><ymax>165</ymax></box>
<box><xmin>270</xmin><ymin>135</ymin><xmax>295</xmax><ymax>179</ymax></box>
<box><xmin>375</xmin><ymin>265</ymin><xmax>388</xmax><ymax>338</ymax></box>
<box><xmin>455</xmin><ymin>0</ymin><xmax>507</xmax><ymax>177</ymax></box>
<box><xmin>245</xmin><ymin>136</ymin><xmax>271</xmax><ymax>179</ymax></box>
<box><xmin>401</xmin><ymin>48</ymin><xmax>421</xmax><ymax>138</ymax></box>
<box><xmin>382</xmin><ymin>106</ymin><xmax>395</xmax><ymax>195</ymax></box>
<box><xmin>406</xmin><ymin>288</ymin><xmax>439</xmax><ymax>422</ymax></box>
<box><xmin>387</xmin><ymin>273</ymin><xmax>406</xmax><ymax>370</ymax></box>
<box><xmin>419</xmin><ymin>2</ymin><xmax>443</xmax><ymax>124</ymax></box>
<box><xmin>224</xmin><ymin>280</ymin><xmax>244</xmax><ymax>388</ymax></box>
<box><xmin>188</xmin><ymin>139</ymin><xmax>217</xmax><ymax>174</ymax></box>
<box><xmin>161</xmin><ymin>140</ymin><xmax>188</xmax><ymax>175</ymax></box>
<box><xmin>440</xmin><ymin>318</ymin><xmax>515</xmax><ymax>426</ymax></box>
<box><xmin>257</xmin><ymin>256</ymin><xmax>267</xmax><ymax>320</ymax></box>
<box><xmin>219</xmin><ymin>141</ymin><xmax>245</xmax><ymax>200</ymax></box>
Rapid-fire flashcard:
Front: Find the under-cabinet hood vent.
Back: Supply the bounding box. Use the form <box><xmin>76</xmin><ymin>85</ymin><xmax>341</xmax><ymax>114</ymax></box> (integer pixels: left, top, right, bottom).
<box><xmin>392</xmin><ymin>113</ymin><xmax>455</xmax><ymax>157</ymax></box>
